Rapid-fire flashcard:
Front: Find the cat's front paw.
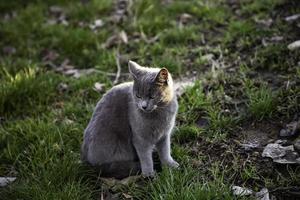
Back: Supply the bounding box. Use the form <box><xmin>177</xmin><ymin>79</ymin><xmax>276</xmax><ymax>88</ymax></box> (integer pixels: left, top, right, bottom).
<box><xmin>164</xmin><ymin>160</ymin><xmax>180</xmax><ymax>168</ymax></box>
<box><xmin>142</xmin><ymin>170</ymin><xmax>156</xmax><ymax>178</ymax></box>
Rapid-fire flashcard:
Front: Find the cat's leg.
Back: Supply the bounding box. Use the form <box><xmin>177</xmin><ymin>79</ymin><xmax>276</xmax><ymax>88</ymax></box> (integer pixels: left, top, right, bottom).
<box><xmin>133</xmin><ymin>142</ymin><xmax>155</xmax><ymax>177</ymax></box>
<box><xmin>156</xmin><ymin>134</ymin><xmax>179</xmax><ymax>168</ymax></box>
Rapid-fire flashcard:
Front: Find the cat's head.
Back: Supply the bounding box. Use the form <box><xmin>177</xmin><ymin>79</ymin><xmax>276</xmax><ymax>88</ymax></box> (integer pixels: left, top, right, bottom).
<box><xmin>128</xmin><ymin>60</ymin><xmax>174</xmax><ymax>113</ymax></box>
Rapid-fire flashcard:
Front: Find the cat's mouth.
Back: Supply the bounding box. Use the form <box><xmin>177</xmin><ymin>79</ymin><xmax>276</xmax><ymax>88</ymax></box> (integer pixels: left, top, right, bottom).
<box><xmin>140</xmin><ymin>105</ymin><xmax>157</xmax><ymax>113</ymax></box>
<box><xmin>140</xmin><ymin>108</ymin><xmax>154</xmax><ymax>113</ymax></box>
<box><xmin>142</xmin><ymin>109</ymin><xmax>154</xmax><ymax>113</ymax></box>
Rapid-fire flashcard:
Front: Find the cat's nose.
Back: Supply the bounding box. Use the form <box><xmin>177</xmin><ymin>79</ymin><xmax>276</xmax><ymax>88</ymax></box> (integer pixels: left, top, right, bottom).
<box><xmin>141</xmin><ymin>101</ymin><xmax>147</xmax><ymax>110</ymax></box>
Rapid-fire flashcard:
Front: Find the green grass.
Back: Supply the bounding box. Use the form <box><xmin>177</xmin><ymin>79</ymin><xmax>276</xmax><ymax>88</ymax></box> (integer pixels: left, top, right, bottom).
<box><xmin>1</xmin><ymin>0</ymin><xmax>300</xmax><ymax>199</ymax></box>
<box><xmin>245</xmin><ymin>82</ymin><xmax>277</xmax><ymax>120</ymax></box>
<box><xmin>0</xmin><ymin>67</ymin><xmax>62</xmax><ymax>117</ymax></box>
<box><xmin>129</xmin><ymin>167</ymin><xmax>240</xmax><ymax>200</ymax></box>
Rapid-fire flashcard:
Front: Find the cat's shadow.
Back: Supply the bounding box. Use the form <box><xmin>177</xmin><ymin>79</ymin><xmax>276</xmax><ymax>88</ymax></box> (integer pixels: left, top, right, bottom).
<box><xmin>80</xmin><ymin>152</ymin><xmax>162</xmax><ymax>181</ymax></box>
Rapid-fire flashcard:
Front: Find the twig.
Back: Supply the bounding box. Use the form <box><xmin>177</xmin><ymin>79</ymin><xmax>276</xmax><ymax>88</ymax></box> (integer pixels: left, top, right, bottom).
<box><xmin>93</xmin><ymin>68</ymin><xmax>129</xmax><ymax>77</ymax></box>
<box><xmin>113</xmin><ymin>50</ymin><xmax>121</xmax><ymax>85</ymax></box>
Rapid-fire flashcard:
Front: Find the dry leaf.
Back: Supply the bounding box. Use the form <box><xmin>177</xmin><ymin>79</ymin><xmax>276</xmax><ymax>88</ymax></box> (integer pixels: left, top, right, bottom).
<box><xmin>93</xmin><ymin>82</ymin><xmax>105</xmax><ymax>93</ymax></box>
<box><xmin>119</xmin><ymin>30</ymin><xmax>128</xmax><ymax>44</ymax></box>
<box><xmin>288</xmin><ymin>40</ymin><xmax>300</xmax><ymax>50</ymax></box>
<box><xmin>285</xmin><ymin>14</ymin><xmax>300</xmax><ymax>22</ymax></box>
<box><xmin>0</xmin><ymin>177</ymin><xmax>17</xmax><ymax>187</ymax></box>
<box><xmin>122</xmin><ymin>193</ymin><xmax>133</xmax><ymax>199</ymax></box>
<box><xmin>57</xmin><ymin>83</ymin><xmax>69</xmax><ymax>93</ymax></box>
<box><xmin>255</xmin><ymin>18</ymin><xmax>273</xmax><ymax>27</ymax></box>
<box><xmin>49</xmin><ymin>5</ymin><xmax>63</xmax><ymax>15</ymax></box>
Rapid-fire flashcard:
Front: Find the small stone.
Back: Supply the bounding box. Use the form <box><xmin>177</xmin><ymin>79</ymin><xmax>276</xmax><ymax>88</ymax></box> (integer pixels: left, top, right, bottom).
<box><xmin>288</xmin><ymin>40</ymin><xmax>300</xmax><ymax>51</ymax></box>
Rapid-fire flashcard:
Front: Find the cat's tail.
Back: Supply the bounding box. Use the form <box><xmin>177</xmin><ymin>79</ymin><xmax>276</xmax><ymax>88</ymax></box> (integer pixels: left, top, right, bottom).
<box><xmin>96</xmin><ymin>161</ymin><xmax>141</xmax><ymax>179</ymax></box>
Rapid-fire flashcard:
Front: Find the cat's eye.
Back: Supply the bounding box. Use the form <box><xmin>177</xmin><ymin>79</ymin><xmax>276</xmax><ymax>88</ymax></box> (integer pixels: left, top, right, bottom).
<box><xmin>136</xmin><ymin>94</ymin><xmax>141</xmax><ymax>98</ymax></box>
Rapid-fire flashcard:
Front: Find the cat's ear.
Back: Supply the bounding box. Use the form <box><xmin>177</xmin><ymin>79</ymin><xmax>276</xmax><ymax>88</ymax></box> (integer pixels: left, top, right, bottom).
<box><xmin>156</xmin><ymin>68</ymin><xmax>169</xmax><ymax>85</ymax></box>
<box><xmin>128</xmin><ymin>60</ymin><xmax>142</xmax><ymax>79</ymax></box>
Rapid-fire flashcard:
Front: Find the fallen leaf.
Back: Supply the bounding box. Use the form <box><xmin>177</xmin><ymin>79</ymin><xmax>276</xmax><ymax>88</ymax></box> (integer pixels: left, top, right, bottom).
<box><xmin>255</xmin><ymin>18</ymin><xmax>273</xmax><ymax>27</ymax></box>
<box><xmin>122</xmin><ymin>193</ymin><xmax>133</xmax><ymax>199</ymax></box>
<box><xmin>285</xmin><ymin>14</ymin><xmax>300</xmax><ymax>22</ymax></box>
<box><xmin>95</xmin><ymin>19</ymin><xmax>104</xmax><ymax>27</ymax></box>
<box><xmin>89</xmin><ymin>19</ymin><xmax>104</xmax><ymax>30</ymax></box>
<box><xmin>57</xmin><ymin>83</ymin><xmax>69</xmax><ymax>93</ymax></box>
<box><xmin>63</xmin><ymin>118</ymin><xmax>74</xmax><ymax>125</ymax></box>
<box><xmin>61</xmin><ymin>19</ymin><xmax>69</xmax><ymax>26</ymax></box>
<box><xmin>262</xmin><ymin>142</ymin><xmax>300</xmax><ymax>164</ymax></box>
<box><xmin>102</xmin><ymin>31</ymin><xmax>128</xmax><ymax>48</ymax></box>
<box><xmin>93</xmin><ymin>82</ymin><xmax>105</xmax><ymax>93</ymax></box>
<box><xmin>179</xmin><ymin>13</ymin><xmax>193</xmax><ymax>25</ymax></box>
<box><xmin>232</xmin><ymin>186</ymin><xmax>253</xmax><ymax>196</ymax></box>
<box><xmin>288</xmin><ymin>40</ymin><xmax>300</xmax><ymax>50</ymax></box>
<box><xmin>49</xmin><ymin>5</ymin><xmax>64</xmax><ymax>15</ymax></box>
<box><xmin>100</xmin><ymin>175</ymin><xmax>141</xmax><ymax>190</ymax></box>
<box><xmin>119</xmin><ymin>30</ymin><xmax>128</xmax><ymax>44</ymax></box>
<box><xmin>0</xmin><ymin>177</ymin><xmax>16</xmax><ymax>187</ymax></box>
<box><xmin>262</xmin><ymin>36</ymin><xmax>283</xmax><ymax>46</ymax></box>
<box><xmin>270</xmin><ymin>36</ymin><xmax>284</xmax><ymax>41</ymax></box>
<box><xmin>255</xmin><ymin>188</ymin><xmax>270</xmax><ymax>200</ymax></box>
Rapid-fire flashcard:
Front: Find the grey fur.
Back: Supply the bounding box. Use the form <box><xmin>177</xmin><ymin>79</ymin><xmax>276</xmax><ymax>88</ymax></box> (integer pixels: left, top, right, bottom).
<box><xmin>81</xmin><ymin>61</ymin><xmax>179</xmax><ymax>178</ymax></box>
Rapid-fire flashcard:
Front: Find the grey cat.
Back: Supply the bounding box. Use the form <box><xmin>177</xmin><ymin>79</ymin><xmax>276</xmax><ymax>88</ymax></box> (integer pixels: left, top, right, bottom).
<box><xmin>81</xmin><ymin>61</ymin><xmax>179</xmax><ymax>178</ymax></box>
